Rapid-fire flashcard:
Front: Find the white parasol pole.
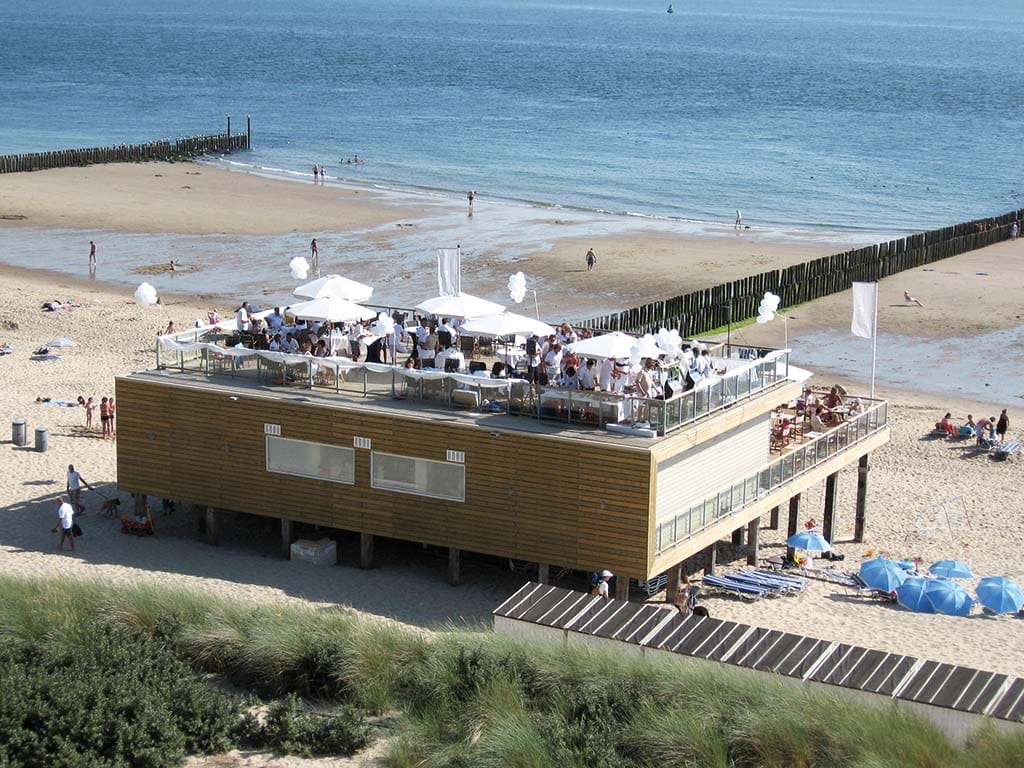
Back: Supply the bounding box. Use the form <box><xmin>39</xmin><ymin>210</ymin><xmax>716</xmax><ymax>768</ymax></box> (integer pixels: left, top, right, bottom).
<box><xmin>870</xmin><ymin>282</ymin><xmax>878</xmax><ymax>399</ymax></box>
<box><xmin>456</xmin><ymin>244</ymin><xmax>462</xmax><ymax>295</ymax></box>
<box><xmin>531</xmin><ymin>289</ymin><xmax>540</xmax><ymax>320</ymax></box>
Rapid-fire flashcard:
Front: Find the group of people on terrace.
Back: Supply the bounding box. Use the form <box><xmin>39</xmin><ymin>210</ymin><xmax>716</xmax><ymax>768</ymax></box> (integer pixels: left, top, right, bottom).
<box><xmin>772</xmin><ymin>384</ymin><xmax>863</xmax><ymax>449</ymax></box>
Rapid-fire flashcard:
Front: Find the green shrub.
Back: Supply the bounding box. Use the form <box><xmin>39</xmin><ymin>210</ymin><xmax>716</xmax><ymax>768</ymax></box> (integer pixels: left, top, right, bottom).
<box><xmin>240</xmin><ymin>694</ymin><xmax>370</xmax><ymax>758</ymax></box>
<box><xmin>0</xmin><ymin>621</ymin><xmax>239</xmax><ymax>768</ymax></box>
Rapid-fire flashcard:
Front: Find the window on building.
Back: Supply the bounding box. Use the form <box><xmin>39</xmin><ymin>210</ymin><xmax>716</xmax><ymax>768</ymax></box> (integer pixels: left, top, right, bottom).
<box><xmin>370</xmin><ymin>451</ymin><xmax>465</xmax><ymax>502</ymax></box>
<box><xmin>266</xmin><ymin>436</ymin><xmax>355</xmax><ymax>485</ymax></box>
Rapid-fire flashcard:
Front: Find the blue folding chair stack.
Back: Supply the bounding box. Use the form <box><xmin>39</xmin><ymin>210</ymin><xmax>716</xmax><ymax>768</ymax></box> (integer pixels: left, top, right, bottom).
<box><xmin>734</xmin><ymin>568</ymin><xmax>808</xmax><ymax>595</ymax></box>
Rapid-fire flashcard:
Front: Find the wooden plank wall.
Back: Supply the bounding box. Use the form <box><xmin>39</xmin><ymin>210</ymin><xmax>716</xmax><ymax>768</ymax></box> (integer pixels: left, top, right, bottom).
<box><xmin>115</xmin><ymin>377</ymin><xmax>655</xmax><ymax>578</ymax></box>
<box><xmin>578</xmin><ymin>209</ymin><xmax>1024</xmax><ymax>337</ymax></box>
<box><xmin>0</xmin><ymin>131</ymin><xmax>249</xmax><ymax>174</ymax></box>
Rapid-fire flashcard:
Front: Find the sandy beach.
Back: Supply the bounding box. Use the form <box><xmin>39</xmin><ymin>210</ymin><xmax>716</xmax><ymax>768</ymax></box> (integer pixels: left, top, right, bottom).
<box><xmin>1</xmin><ymin>165</ymin><xmax>1022</xmax><ymax>683</ymax></box>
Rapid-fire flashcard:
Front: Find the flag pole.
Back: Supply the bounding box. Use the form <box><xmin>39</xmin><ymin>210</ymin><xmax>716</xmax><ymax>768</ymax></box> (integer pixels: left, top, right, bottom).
<box><xmin>456</xmin><ymin>244</ymin><xmax>462</xmax><ymax>294</ymax></box>
<box><xmin>870</xmin><ymin>282</ymin><xmax>878</xmax><ymax>399</ymax></box>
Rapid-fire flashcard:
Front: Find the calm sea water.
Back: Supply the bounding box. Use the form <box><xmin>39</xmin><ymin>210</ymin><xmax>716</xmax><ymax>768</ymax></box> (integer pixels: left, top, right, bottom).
<box><xmin>3</xmin><ymin>0</ymin><xmax>1023</xmax><ymax>232</ymax></box>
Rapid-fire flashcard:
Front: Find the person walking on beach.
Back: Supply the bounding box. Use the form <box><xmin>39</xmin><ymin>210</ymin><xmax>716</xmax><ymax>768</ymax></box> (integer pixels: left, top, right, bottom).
<box><xmin>66</xmin><ymin>464</ymin><xmax>93</xmax><ymax>515</ymax></box>
<box><xmin>312</xmin><ymin>164</ymin><xmax>319</xmax><ymax>184</ymax></box>
<box><xmin>467</xmin><ymin>190</ymin><xmax>476</xmax><ymax>215</ymax></box>
<box><xmin>735</xmin><ymin>210</ymin><xmax>743</xmax><ymax>229</ymax></box>
<box><xmin>52</xmin><ymin>496</ymin><xmax>76</xmax><ymax>551</ymax></box>
<box><xmin>310</xmin><ymin>238</ymin><xmax>320</xmax><ymax>274</ymax></box>
<box><xmin>997</xmin><ymin>409</ymin><xmax>1009</xmax><ymax>442</ymax></box>
<box><xmin>1012</xmin><ymin>222</ymin><xmax>1020</xmax><ymax>240</ymax></box>
<box><xmin>88</xmin><ymin>240</ymin><xmax>96</xmax><ymax>266</ymax></box>
<box><xmin>586</xmin><ymin>247</ymin><xmax>597</xmax><ymax>271</ymax></box>
<box><xmin>593</xmin><ymin>570</ymin><xmax>614</xmax><ymax>601</ymax></box>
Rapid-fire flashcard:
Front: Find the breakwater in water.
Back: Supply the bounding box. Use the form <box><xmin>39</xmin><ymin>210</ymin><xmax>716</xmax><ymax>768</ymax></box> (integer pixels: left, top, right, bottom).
<box><xmin>579</xmin><ymin>209</ymin><xmax>1024</xmax><ymax>337</ymax></box>
<box><xmin>0</xmin><ymin>119</ymin><xmax>251</xmax><ymax>174</ymax></box>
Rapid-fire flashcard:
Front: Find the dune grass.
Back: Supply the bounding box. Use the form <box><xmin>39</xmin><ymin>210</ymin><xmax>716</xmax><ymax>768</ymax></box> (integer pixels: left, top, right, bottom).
<box><xmin>0</xmin><ymin>575</ymin><xmax>1020</xmax><ymax>767</ymax></box>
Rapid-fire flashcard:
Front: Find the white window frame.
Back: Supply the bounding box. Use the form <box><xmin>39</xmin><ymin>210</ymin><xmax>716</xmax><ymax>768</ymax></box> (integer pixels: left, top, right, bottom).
<box><xmin>265</xmin><ymin>435</ymin><xmax>355</xmax><ymax>485</ymax></box>
<box><xmin>370</xmin><ymin>451</ymin><xmax>465</xmax><ymax>502</ymax></box>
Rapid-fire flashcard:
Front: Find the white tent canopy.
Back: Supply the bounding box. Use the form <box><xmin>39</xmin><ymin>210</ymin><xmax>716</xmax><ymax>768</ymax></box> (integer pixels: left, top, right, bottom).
<box><xmin>567</xmin><ymin>332</ymin><xmax>639</xmax><ymax>360</ymax></box>
<box><xmin>293</xmin><ymin>274</ymin><xmax>374</xmax><ymax>303</ymax></box>
<box><xmin>459</xmin><ymin>312</ymin><xmax>554</xmax><ymax>339</ymax></box>
<box><xmin>415</xmin><ymin>292</ymin><xmax>505</xmax><ymax>319</ymax></box>
<box><xmin>287</xmin><ymin>297</ymin><xmax>376</xmax><ymax>323</ymax></box>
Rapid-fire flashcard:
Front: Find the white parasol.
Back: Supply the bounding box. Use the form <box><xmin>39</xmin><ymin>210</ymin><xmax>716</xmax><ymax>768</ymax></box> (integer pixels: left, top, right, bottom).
<box><xmin>45</xmin><ymin>338</ymin><xmax>77</xmax><ymax>348</ymax></box>
<box><xmin>567</xmin><ymin>332</ymin><xmax>639</xmax><ymax>360</ymax></box>
<box><xmin>415</xmin><ymin>292</ymin><xmax>505</xmax><ymax>319</ymax></box>
<box><xmin>287</xmin><ymin>297</ymin><xmax>376</xmax><ymax>323</ymax></box>
<box><xmin>459</xmin><ymin>312</ymin><xmax>554</xmax><ymax>339</ymax></box>
<box><xmin>293</xmin><ymin>273</ymin><xmax>374</xmax><ymax>303</ymax></box>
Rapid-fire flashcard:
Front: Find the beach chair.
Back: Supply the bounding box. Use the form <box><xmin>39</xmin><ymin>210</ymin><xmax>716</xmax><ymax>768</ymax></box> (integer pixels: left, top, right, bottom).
<box><xmin>701</xmin><ymin>573</ymin><xmax>770</xmax><ymax>600</ymax></box>
<box><xmin>637</xmin><ymin>572</ymin><xmax>669</xmax><ymax>597</ymax></box>
<box><xmin>995</xmin><ymin>442</ymin><xmax>1020</xmax><ymax>461</ymax></box>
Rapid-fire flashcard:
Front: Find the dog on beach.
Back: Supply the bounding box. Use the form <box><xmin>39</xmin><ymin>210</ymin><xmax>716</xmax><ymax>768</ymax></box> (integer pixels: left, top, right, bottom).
<box><xmin>99</xmin><ymin>498</ymin><xmax>121</xmax><ymax>518</ymax></box>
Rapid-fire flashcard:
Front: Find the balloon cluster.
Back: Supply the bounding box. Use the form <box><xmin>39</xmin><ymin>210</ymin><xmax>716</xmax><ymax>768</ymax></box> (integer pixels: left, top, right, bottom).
<box><xmin>371</xmin><ymin>311</ymin><xmax>395</xmax><ymax>337</ymax></box>
<box><xmin>134</xmin><ymin>282</ymin><xmax>158</xmax><ymax>306</ymax></box>
<box><xmin>507</xmin><ymin>272</ymin><xmax>527</xmax><ymax>304</ymax></box>
<box><xmin>289</xmin><ymin>256</ymin><xmax>310</xmax><ymax>280</ymax></box>
<box><xmin>756</xmin><ymin>292</ymin><xmax>782</xmax><ymax>324</ymax></box>
<box><xmin>655</xmin><ymin>327</ymin><xmax>684</xmax><ymax>359</ymax></box>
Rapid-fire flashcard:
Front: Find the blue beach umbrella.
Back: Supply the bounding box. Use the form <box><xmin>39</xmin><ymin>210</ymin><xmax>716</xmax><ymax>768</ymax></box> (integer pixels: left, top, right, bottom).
<box><xmin>859</xmin><ymin>557</ymin><xmax>907</xmax><ymax>592</ymax></box>
<box><xmin>896</xmin><ymin>577</ymin><xmax>935</xmax><ymax>613</ymax></box>
<box><xmin>929</xmin><ymin>560</ymin><xmax>974</xmax><ymax>579</ymax></box>
<box><xmin>924</xmin><ymin>578</ymin><xmax>974</xmax><ymax>617</ymax></box>
<box><xmin>786</xmin><ymin>531</ymin><xmax>831</xmax><ymax>552</ymax></box>
<box><xmin>976</xmin><ymin>576</ymin><xmax>1024</xmax><ymax>614</ymax></box>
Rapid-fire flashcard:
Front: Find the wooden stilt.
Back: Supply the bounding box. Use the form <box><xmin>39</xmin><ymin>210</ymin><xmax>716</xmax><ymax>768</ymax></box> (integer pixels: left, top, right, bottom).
<box><xmin>823</xmin><ymin>472</ymin><xmax>838</xmax><ymax>542</ymax></box>
<box><xmin>613</xmin><ymin>576</ymin><xmax>630</xmax><ymax>601</ymax></box>
<box><xmin>447</xmin><ymin>547</ymin><xmax>460</xmax><ymax>586</ymax></box>
<box><xmin>537</xmin><ymin>563</ymin><xmax>550</xmax><ymax>584</ymax></box>
<box><xmin>786</xmin><ymin>493</ymin><xmax>801</xmax><ymax>561</ymax></box>
<box><xmin>280</xmin><ymin>518</ymin><xmax>294</xmax><ymax>558</ymax></box>
<box><xmin>204</xmin><ymin>506</ymin><xmax>218</xmax><ymax>546</ymax></box>
<box><xmin>731</xmin><ymin>527</ymin><xmax>743</xmax><ymax>546</ymax></box>
<box><xmin>768</xmin><ymin>505</ymin><xmax>780</xmax><ymax>530</ymax></box>
<box><xmin>703</xmin><ymin>543</ymin><xmax>717</xmax><ymax>576</ymax></box>
<box><xmin>360</xmin><ymin>533</ymin><xmax>375</xmax><ymax>569</ymax></box>
<box><xmin>666</xmin><ymin>564</ymin><xmax>681</xmax><ymax>604</ymax></box>
<box><xmin>746</xmin><ymin>517</ymin><xmax>760</xmax><ymax>566</ymax></box>
<box><xmin>854</xmin><ymin>455</ymin><xmax>869</xmax><ymax>542</ymax></box>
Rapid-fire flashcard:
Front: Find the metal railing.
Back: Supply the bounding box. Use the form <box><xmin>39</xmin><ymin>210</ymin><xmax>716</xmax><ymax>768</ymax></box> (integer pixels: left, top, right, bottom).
<box><xmin>654</xmin><ymin>399</ymin><xmax>889</xmax><ymax>554</ymax></box>
<box><xmin>154</xmin><ymin>334</ymin><xmax>791</xmax><ymax>438</ymax></box>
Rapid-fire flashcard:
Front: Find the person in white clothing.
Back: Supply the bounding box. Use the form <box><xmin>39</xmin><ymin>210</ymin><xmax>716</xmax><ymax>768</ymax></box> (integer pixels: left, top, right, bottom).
<box><xmin>595</xmin><ymin>569</ymin><xmax>614</xmax><ymax>601</ymax></box>
<box><xmin>735</xmin><ymin>209</ymin><xmax>743</xmax><ymax>229</ymax></box>
<box><xmin>543</xmin><ymin>344</ymin><xmax>562</xmax><ymax>383</ymax></box>
<box><xmin>268</xmin><ymin>334</ymin><xmax>282</xmax><ymax>352</ymax></box>
<box><xmin>66</xmin><ymin>464</ymin><xmax>92</xmax><ymax>514</ymax></box>
<box><xmin>282</xmin><ymin>333</ymin><xmax>300</xmax><ymax>354</ymax></box>
<box><xmin>597</xmin><ymin>358</ymin><xmax>614</xmax><ymax>391</ymax></box>
<box><xmin>52</xmin><ymin>497</ymin><xmax>76</xmax><ymax>551</ymax></box>
<box><xmin>578</xmin><ymin>359</ymin><xmax>597</xmax><ymax>390</ymax></box>
<box><xmin>235</xmin><ymin>301</ymin><xmax>252</xmax><ymax>333</ymax></box>
<box><xmin>267</xmin><ymin>307</ymin><xmax>284</xmax><ymax>332</ymax></box>
<box><xmin>435</xmin><ymin>345</ymin><xmax>465</xmax><ymax>372</ymax></box>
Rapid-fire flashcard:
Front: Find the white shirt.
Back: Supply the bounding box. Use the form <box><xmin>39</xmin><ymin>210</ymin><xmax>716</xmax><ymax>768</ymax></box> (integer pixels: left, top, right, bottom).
<box><xmin>67</xmin><ymin>471</ymin><xmax>82</xmax><ymax>491</ymax></box>
<box><xmin>268</xmin><ymin>339</ymin><xmax>281</xmax><ymax>352</ymax></box>
<box><xmin>435</xmin><ymin>348</ymin><xmax>465</xmax><ymax>371</ymax></box>
<box><xmin>597</xmin><ymin>580</ymin><xmax>609</xmax><ymax>599</ymax></box>
<box><xmin>544</xmin><ymin>349</ymin><xmax>562</xmax><ymax>377</ymax></box>
<box><xmin>58</xmin><ymin>502</ymin><xmax>74</xmax><ymax>530</ymax></box>
<box><xmin>267</xmin><ymin>312</ymin><xmax>284</xmax><ymax>331</ymax></box>
<box><xmin>579</xmin><ymin>365</ymin><xmax>597</xmax><ymax>390</ymax></box>
<box><xmin>235</xmin><ymin>306</ymin><xmax>251</xmax><ymax>332</ymax></box>
<box><xmin>597</xmin><ymin>359</ymin><xmax>614</xmax><ymax>391</ymax></box>
<box><xmin>282</xmin><ymin>337</ymin><xmax>300</xmax><ymax>354</ymax></box>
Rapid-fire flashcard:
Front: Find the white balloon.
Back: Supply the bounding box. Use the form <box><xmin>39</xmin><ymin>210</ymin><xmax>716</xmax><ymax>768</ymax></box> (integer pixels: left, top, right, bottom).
<box><xmin>134</xmin><ymin>282</ymin><xmax>158</xmax><ymax>306</ymax></box>
<box><xmin>289</xmin><ymin>256</ymin><xmax>310</xmax><ymax>280</ymax></box>
<box><xmin>371</xmin><ymin>311</ymin><xmax>395</xmax><ymax>337</ymax></box>
<box><xmin>508</xmin><ymin>271</ymin><xmax>528</xmax><ymax>303</ymax></box>
<box><xmin>757</xmin><ymin>312</ymin><xmax>774</xmax><ymax>324</ymax></box>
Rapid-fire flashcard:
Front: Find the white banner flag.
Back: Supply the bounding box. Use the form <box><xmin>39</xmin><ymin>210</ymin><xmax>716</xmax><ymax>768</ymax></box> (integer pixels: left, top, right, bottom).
<box><xmin>851</xmin><ymin>282</ymin><xmax>876</xmax><ymax>339</ymax></box>
<box><xmin>437</xmin><ymin>248</ymin><xmax>460</xmax><ymax>296</ymax></box>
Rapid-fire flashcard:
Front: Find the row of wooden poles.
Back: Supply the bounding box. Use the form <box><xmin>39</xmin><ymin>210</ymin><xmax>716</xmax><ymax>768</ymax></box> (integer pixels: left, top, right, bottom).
<box><xmin>0</xmin><ymin>120</ymin><xmax>251</xmax><ymax>174</ymax></box>
<box><xmin>578</xmin><ymin>208</ymin><xmax>1024</xmax><ymax>337</ymax></box>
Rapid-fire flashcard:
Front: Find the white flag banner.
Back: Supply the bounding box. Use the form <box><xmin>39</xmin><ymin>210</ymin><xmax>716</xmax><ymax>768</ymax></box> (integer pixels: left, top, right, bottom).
<box><xmin>437</xmin><ymin>249</ymin><xmax>460</xmax><ymax>296</ymax></box>
<box><xmin>851</xmin><ymin>282</ymin><xmax>876</xmax><ymax>339</ymax></box>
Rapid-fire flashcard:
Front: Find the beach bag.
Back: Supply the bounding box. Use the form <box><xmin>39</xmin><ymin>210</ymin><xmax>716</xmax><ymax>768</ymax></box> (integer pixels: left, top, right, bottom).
<box><xmin>72</xmin><ymin>523</ymin><xmax>83</xmax><ymax>537</ymax></box>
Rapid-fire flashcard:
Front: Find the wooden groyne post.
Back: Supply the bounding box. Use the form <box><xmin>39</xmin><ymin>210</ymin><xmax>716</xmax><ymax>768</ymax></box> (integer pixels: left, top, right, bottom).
<box><xmin>0</xmin><ymin>119</ymin><xmax>252</xmax><ymax>174</ymax></box>
<box><xmin>578</xmin><ymin>209</ymin><xmax>1024</xmax><ymax>338</ymax></box>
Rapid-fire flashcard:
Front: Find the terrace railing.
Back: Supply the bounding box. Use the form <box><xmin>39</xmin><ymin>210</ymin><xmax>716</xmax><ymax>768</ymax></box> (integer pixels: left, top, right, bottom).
<box><xmin>654</xmin><ymin>399</ymin><xmax>889</xmax><ymax>555</ymax></box>
<box><xmin>155</xmin><ymin>334</ymin><xmax>791</xmax><ymax>438</ymax></box>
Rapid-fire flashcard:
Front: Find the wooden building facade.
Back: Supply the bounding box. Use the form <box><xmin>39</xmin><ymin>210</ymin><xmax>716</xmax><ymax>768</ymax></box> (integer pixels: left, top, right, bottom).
<box><xmin>115</xmin><ymin>368</ymin><xmax>887</xmax><ymax>592</ymax></box>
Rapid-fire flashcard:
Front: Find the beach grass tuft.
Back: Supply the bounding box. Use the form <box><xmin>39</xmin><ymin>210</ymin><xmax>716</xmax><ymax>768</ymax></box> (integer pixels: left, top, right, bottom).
<box><xmin>0</xmin><ymin>575</ymin><xmax>1020</xmax><ymax>767</ymax></box>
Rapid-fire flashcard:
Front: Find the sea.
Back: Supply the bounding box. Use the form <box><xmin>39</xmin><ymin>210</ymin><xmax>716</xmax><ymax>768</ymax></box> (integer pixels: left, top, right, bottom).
<box><xmin>3</xmin><ymin>0</ymin><xmax>1024</xmax><ymax>400</ymax></box>
<box><xmin>3</xmin><ymin>0</ymin><xmax>1023</xmax><ymax>233</ymax></box>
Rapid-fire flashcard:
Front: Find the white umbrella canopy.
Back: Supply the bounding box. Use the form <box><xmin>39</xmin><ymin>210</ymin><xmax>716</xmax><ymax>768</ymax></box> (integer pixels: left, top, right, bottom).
<box><xmin>287</xmin><ymin>297</ymin><xmax>376</xmax><ymax>323</ymax></box>
<box><xmin>293</xmin><ymin>274</ymin><xmax>374</xmax><ymax>303</ymax></box>
<box><xmin>415</xmin><ymin>292</ymin><xmax>505</xmax><ymax>319</ymax></box>
<box><xmin>567</xmin><ymin>332</ymin><xmax>639</xmax><ymax>360</ymax></box>
<box><xmin>459</xmin><ymin>312</ymin><xmax>555</xmax><ymax>339</ymax></box>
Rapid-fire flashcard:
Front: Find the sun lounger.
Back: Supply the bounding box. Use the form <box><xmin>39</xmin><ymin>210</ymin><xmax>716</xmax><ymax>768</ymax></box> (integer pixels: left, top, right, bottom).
<box><xmin>736</xmin><ymin>568</ymin><xmax>808</xmax><ymax>593</ymax></box>
<box><xmin>995</xmin><ymin>441</ymin><xmax>1020</xmax><ymax>461</ymax></box>
<box><xmin>701</xmin><ymin>573</ymin><xmax>772</xmax><ymax>600</ymax></box>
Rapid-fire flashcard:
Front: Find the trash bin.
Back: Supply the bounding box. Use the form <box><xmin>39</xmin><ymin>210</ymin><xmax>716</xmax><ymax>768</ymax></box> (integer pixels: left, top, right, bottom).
<box><xmin>34</xmin><ymin>427</ymin><xmax>48</xmax><ymax>453</ymax></box>
<box><xmin>12</xmin><ymin>419</ymin><xmax>26</xmax><ymax>446</ymax></box>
